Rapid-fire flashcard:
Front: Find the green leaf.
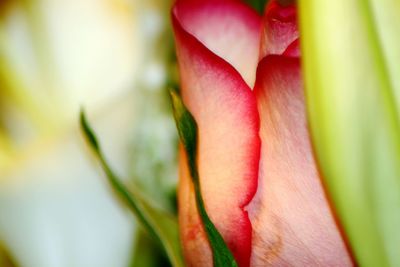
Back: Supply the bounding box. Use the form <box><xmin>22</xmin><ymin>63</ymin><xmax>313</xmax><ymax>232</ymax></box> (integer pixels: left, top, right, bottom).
<box><xmin>80</xmin><ymin>111</ymin><xmax>184</xmax><ymax>267</ymax></box>
<box><xmin>170</xmin><ymin>91</ymin><xmax>238</xmax><ymax>267</ymax></box>
<box><xmin>243</xmin><ymin>0</ymin><xmax>268</xmax><ymax>14</ymax></box>
<box><xmin>300</xmin><ymin>1</ymin><xmax>400</xmax><ymax>266</ymax></box>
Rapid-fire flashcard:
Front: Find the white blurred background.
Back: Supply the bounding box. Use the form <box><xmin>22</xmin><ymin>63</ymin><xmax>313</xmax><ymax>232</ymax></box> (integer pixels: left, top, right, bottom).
<box><xmin>0</xmin><ymin>0</ymin><xmax>177</xmax><ymax>266</ymax></box>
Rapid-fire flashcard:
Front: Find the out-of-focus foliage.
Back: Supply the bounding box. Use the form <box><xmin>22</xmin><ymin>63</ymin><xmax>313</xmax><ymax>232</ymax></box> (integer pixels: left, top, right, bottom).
<box><xmin>128</xmin><ymin>4</ymin><xmax>179</xmax><ymax>211</ymax></box>
<box><xmin>124</xmin><ymin>1</ymin><xmax>182</xmax><ymax>265</ymax></box>
<box><xmin>300</xmin><ymin>1</ymin><xmax>400</xmax><ymax>266</ymax></box>
<box><xmin>0</xmin><ymin>0</ymin><xmax>178</xmax><ymax>267</ymax></box>
<box><xmin>0</xmin><ymin>244</ymin><xmax>16</xmax><ymax>267</ymax></box>
<box><xmin>130</xmin><ymin>230</ymin><xmax>171</xmax><ymax>267</ymax></box>
<box><xmin>80</xmin><ymin>112</ymin><xmax>184</xmax><ymax>267</ymax></box>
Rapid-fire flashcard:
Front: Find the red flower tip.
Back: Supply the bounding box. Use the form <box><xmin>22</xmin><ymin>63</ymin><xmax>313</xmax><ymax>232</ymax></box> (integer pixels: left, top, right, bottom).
<box><xmin>266</xmin><ymin>0</ymin><xmax>297</xmax><ymax>23</ymax></box>
<box><xmin>260</xmin><ymin>0</ymin><xmax>299</xmax><ymax>58</ymax></box>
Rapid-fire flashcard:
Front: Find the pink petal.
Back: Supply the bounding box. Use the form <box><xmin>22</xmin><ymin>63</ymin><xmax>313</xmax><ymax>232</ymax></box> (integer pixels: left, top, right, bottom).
<box><xmin>260</xmin><ymin>0</ymin><xmax>298</xmax><ymax>58</ymax></box>
<box><xmin>247</xmin><ymin>53</ymin><xmax>353</xmax><ymax>266</ymax></box>
<box><xmin>173</xmin><ymin>0</ymin><xmax>262</xmax><ymax>87</ymax></box>
<box><xmin>172</xmin><ymin>1</ymin><xmax>261</xmax><ymax>266</ymax></box>
<box><xmin>178</xmin><ymin>147</ymin><xmax>213</xmax><ymax>267</ymax></box>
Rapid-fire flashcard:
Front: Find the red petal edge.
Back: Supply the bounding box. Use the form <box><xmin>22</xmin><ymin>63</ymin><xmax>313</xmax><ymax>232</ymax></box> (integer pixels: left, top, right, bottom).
<box><xmin>173</xmin><ymin>0</ymin><xmax>261</xmax><ymax>87</ymax></box>
<box><xmin>172</xmin><ymin>1</ymin><xmax>261</xmax><ymax>266</ymax></box>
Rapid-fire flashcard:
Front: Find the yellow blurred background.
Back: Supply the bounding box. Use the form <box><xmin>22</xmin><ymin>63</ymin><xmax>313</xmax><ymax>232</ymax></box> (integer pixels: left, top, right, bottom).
<box><xmin>0</xmin><ymin>0</ymin><xmax>177</xmax><ymax>266</ymax></box>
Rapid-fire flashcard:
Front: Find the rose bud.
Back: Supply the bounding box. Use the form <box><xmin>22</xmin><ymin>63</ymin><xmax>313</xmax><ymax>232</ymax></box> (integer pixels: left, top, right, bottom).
<box><xmin>172</xmin><ymin>0</ymin><xmax>353</xmax><ymax>266</ymax></box>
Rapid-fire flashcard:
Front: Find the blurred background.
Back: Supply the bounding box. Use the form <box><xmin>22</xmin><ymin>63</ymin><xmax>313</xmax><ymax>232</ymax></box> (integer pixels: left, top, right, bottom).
<box><xmin>0</xmin><ymin>0</ymin><xmax>267</xmax><ymax>266</ymax></box>
<box><xmin>0</xmin><ymin>0</ymin><xmax>178</xmax><ymax>266</ymax></box>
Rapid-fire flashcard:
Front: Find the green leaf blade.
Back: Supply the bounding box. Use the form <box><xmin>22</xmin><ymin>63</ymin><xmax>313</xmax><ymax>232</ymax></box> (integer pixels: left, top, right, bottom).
<box><xmin>370</xmin><ymin>0</ymin><xmax>400</xmax><ymax>114</ymax></box>
<box><xmin>80</xmin><ymin>111</ymin><xmax>184</xmax><ymax>267</ymax></box>
<box><xmin>300</xmin><ymin>1</ymin><xmax>400</xmax><ymax>266</ymax></box>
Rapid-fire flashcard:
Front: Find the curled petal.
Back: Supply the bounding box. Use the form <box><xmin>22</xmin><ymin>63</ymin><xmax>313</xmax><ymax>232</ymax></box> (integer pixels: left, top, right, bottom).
<box><xmin>173</xmin><ymin>0</ymin><xmax>261</xmax><ymax>87</ymax></box>
<box><xmin>172</xmin><ymin>1</ymin><xmax>261</xmax><ymax>266</ymax></box>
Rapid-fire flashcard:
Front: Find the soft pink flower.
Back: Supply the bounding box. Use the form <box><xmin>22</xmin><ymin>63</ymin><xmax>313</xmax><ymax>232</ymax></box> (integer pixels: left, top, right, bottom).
<box><xmin>172</xmin><ymin>0</ymin><xmax>353</xmax><ymax>266</ymax></box>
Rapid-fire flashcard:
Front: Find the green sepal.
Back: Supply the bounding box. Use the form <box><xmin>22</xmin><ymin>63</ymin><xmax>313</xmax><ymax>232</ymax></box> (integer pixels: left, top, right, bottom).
<box><xmin>80</xmin><ymin>111</ymin><xmax>184</xmax><ymax>267</ymax></box>
<box><xmin>170</xmin><ymin>91</ymin><xmax>238</xmax><ymax>267</ymax></box>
